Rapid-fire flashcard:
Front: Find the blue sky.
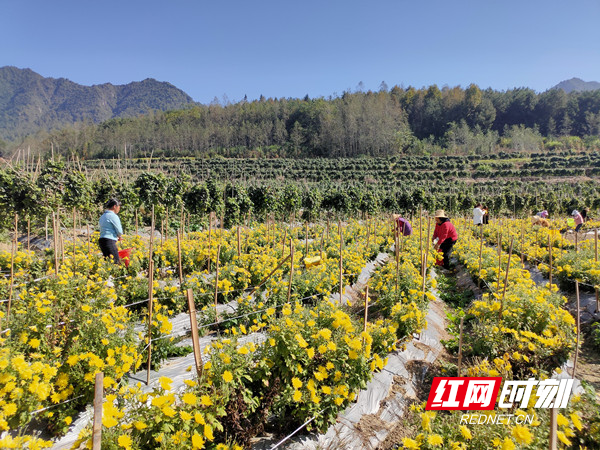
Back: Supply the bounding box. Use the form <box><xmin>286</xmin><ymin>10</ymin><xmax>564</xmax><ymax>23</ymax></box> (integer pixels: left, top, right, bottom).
<box><xmin>2</xmin><ymin>0</ymin><xmax>599</xmax><ymax>103</ymax></box>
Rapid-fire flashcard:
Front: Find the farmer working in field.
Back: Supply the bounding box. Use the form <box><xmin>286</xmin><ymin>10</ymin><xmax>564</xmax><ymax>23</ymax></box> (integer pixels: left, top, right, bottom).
<box><xmin>432</xmin><ymin>210</ymin><xmax>458</xmax><ymax>270</ymax></box>
<box><xmin>473</xmin><ymin>203</ymin><xmax>484</xmax><ymax>226</ymax></box>
<box><xmin>98</xmin><ymin>199</ymin><xmax>123</xmax><ymax>264</ymax></box>
<box><xmin>393</xmin><ymin>214</ymin><xmax>412</xmax><ymax>236</ymax></box>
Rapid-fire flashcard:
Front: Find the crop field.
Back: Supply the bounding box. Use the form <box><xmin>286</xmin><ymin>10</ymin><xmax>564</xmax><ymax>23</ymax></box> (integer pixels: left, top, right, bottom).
<box><xmin>1</xmin><ymin>155</ymin><xmax>600</xmax><ymax>449</ymax></box>
<box><xmin>0</xmin><ymin>205</ymin><xmax>599</xmax><ymax>449</ymax></box>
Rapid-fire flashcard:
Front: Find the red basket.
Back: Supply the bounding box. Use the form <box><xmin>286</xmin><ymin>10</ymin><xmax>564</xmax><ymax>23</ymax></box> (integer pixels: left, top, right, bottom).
<box><xmin>118</xmin><ymin>248</ymin><xmax>133</xmax><ymax>267</ymax></box>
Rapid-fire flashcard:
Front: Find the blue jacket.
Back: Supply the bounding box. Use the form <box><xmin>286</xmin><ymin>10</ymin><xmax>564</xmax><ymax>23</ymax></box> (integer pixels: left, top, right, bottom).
<box><xmin>99</xmin><ymin>210</ymin><xmax>123</xmax><ymax>241</ymax></box>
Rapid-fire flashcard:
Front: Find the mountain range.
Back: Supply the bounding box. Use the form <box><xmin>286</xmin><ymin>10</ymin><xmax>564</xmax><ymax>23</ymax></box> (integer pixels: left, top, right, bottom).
<box><xmin>0</xmin><ymin>66</ymin><xmax>599</xmax><ymax>142</ymax></box>
<box><xmin>0</xmin><ymin>66</ymin><xmax>195</xmax><ymax>141</ymax></box>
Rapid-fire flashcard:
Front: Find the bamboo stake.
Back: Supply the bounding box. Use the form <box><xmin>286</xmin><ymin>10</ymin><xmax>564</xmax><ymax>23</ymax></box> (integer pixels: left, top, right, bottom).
<box><xmin>214</xmin><ymin>244</ymin><xmax>221</xmax><ymax>323</ymax></box>
<box><xmin>92</xmin><ymin>372</ymin><xmax>104</xmax><ymax>450</ymax></box>
<box><xmin>27</xmin><ymin>217</ymin><xmax>30</xmax><ymax>252</ymax></box>
<box><xmin>422</xmin><ymin>218</ymin><xmax>431</xmax><ymax>294</ymax></box>
<box><xmin>457</xmin><ymin>317</ymin><xmax>464</xmax><ymax>377</ymax></box>
<box><xmin>596</xmin><ymin>288</ymin><xmax>599</xmax><ymax>317</ymax></box>
<box><xmin>499</xmin><ymin>238</ymin><xmax>514</xmax><ymax>319</ymax></box>
<box><xmin>549</xmin><ymin>408</ymin><xmax>557</xmax><ymax>450</ymax></box>
<box><xmin>177</xmin><ymin>230</ymin><xmax>183</xmax><ymax>286</ymax></box>
<box><xmin>305</xmin><ymin>223</ymin><xmax>309</xmax><ymax>256</ymax></box>
<box><xmin>146</xmin><ymin>260</ymin><xmax>154</xmax><ymax>385</ymax></box>
<box><xmin>73</xmin><ymin>207</ymin><xmax>77</xmax><ymax>256</ymax></box>
<box><xmin>87</xmin><ymin>223</ymin><xmax>91</xmax><ymax>255</ymax></box>
<box><xmin>548</xmin><ymin>234</ymin><xmax>553</xmax><ymax>287</ymax></box>
<box><xmin>237</xmin><ymin>226</ymin><xmax>241</xmax><ymax>257</ymax></box>
<box><xmin>478</xmin><ymin>225</ymin><xmax>484</xmax><ymax>289</ymax></box>
<box><xmin>52</xmin><ymin>213</ymin><xmax>59</xmax><ymax>276</ymax></box>
<box><xmin>165</xmin><ymin>208</ymin><xmax>169</xmax><ymax>243</ymax></box>
<box><xmin>45</xmin><ymin>215</ymin><xmax>48</xmax><ymax>241</ymax></box>
<box><xmin>520</xmin><ymin>219</ymin><xmax>525</xmax><ymax>266</ymax></box>
<box><xmin>135</xmin><ymin>210</ymin><xmax>139</xmax><ymax>236</ymax></box>
<box><xmin>208</xmin><ymin>213</ymin><xmax>212</xmax><ymax>272</ymax></box>
<box><xmin>149</xmin><ymin>205</ymin><xmax>155</xmax><ymax>263</ymax></box>
<box><xmin>7</xmin><ymin>215</ymin><xmax>17</xmax><ymax>320</ymax></box>
<box><xmin>160</xmin><ymin>218</ymin><xmax>164</xmax><ymax>248</ymax></box>
<box><xmin>595</xmin><ymin>228</ymin><xmax>598</xmax><ymax>262</ymax></box>
<box><xmin>496</xmin><ymin>233</ymin><xmax>503</xmax><ymax>292</ymax></box>
<box><xmin>419</xmin><ymin>207</ymin><xmax>423</xmax><ymax>275</ymax></box>
<box><xmin>575</xmin><ymin>232</ymin><xmax>578</xmax><ymax>253</ymax></box>
<box><xmin>186</xmin><ymin>289</ymin><xmax>203</xmax><ymax>379</ymax></box>
<box><xmin>248</xmin><ymin>253</ymin><xmax>292</xmax><ymax>297</ymax></box>
<box><xmin>573</xmin><ymin>281</ymin><xmax>580</xmax><ymax>378</ymax></box>
<box><xmin>339</xmin><ymin>220</ymin><xmax>344</xmax><ymax>303</ymax></box>
<box><xmin>287</xmin><ymin>240</ymin><xmax>294</xmax><ymax>303</ymax></box>
<box><xmin>363</xmin><ymin>284</ymin><xmax>369</xmax><ymax>336</ymax></box>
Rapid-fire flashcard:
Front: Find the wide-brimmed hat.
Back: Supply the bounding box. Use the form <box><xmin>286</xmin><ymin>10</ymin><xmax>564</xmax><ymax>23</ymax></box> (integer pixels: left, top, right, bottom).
<box><xmin>433</xmin><ymin>210</ymin><xmax>448</xmax><ymax>219</ymax></box>
<box><xmin>392</xmin><ymin>214</ymin><xmax>401</xmax><ymax>220</ymax></box>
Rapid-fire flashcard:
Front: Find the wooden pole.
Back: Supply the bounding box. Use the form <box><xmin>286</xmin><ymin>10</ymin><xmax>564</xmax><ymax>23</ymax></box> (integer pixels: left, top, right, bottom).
<box><xmin>575</xmin><ymin>232</ymin><xmax>578</xmax><ymax>253</ymax></box>
<box><xmin>573</xmin><ymin>281</ymin><xmax>580</xmax><ymax>378</ymax></box>
<box><xmin>160</xmin><ymin>218</ymin><xmax>164</xmax><ymax>248</ymax></box>
<box><xmin>165</xmin><ymin>208</ymin><xmax>169</xmax><ymax>243</ymax></box>
<box><xmin>135</xmin><ymin>210</ymin><xmax>139</xmax><ymax>236</ymax></box>
<box><xmin>146</xmin><ymin>260</ymin><xmax>154</xmax><ymax>385</ymax></box>
<box><xmin>520</xmin><ymin>219</ymin><xmax>525</xmax><ymax>266</ymax></box>
<box><xmin>422</xmin><ymin>218</ymin><xmax>431</xmax><ymax>298</ymax></box>
<box><xmin>73</xmin><ymin>207</ymin><xmax>77</xmax><ymax>256</ymax></box>
<box><xmin>548</xmin><ymin>234</ymin><xmax>553</xmax><ymax>287</ymax></box>
<box><xmin>237</xmin><ymin>226</ymin><xmax>241</xmax><ymax>257</ymax></box>
<box><xmin>596</xmin><ymin>288</ymin><xmax>599</xmax><ymax>317</ymax></box>
<box><xmin>52</xmin><ymin>213</ymin><xmax>59</xmax><ymax>276</ymax></box>
<box><xmin>595</xmin><ymin>228</ymin><xmax>598</xmax><ymax>262</ymax></box>
<box><xmin>363</xmin><ymin>284</ymin><xmax>369</xmax><ymax>335</ymax></box>
<box><xmin>87</xmin><ymin>223</ymin><xmax>91</xmax><ymax>255</ymax></box>
<box><xmin>186</xmin><ymin>289</ymin><xmax>203</xmax><ymax>379</ymax></box>
<box><xmin>214</xmin><ymin>244</ymin><xmax>221</xmax><ymax>323</ymax></box>
<box><xmin>499</xmin><ymin>238</ymin><xmax>514</xmax><ymax>319</ymax></box>
<box><xmin>287</xmin><ymin>240</ymin><xmax>294</xmax><ymax>303</ymax></box>
<box><xmin>27</xmin><ymin>217</ymin><xmax>30</xmax><ymax>252</ymax></box>
<box><xmin>496</xmin><ymin>233</ymin><xmax>503</xmax><ymax>292</ymax></box>
<box><xmin>177</xmin><ymin>229</ymin><xmax>183</xmax><ymax>286</ymax></box>
<box><xmin>478</xmin><ymin>225</ymin><xmax>484</xmax><ymax>289</ymax></box>
<box><xmin>305</xmin><ymin>222</ymin><xmax>309</xmax><ymax>256</ymax></box>
<box><xmin>7</xmin><ymin>215</ymin><xmax>17</xmax><ymax>320</ymax></box>
<box><xmin>92</xmin><ymin>372</ymin><xmax>104</xmax><ymax>450</ymax></box>
<box><xmin>248</xmin><ymin>253</ymin><xmax>292</xmax><ymax>297</ymax></box>
<box><xmin>549</xmin><ymin>408</ymin><xmax>557</xmax><ymax>450</ymax></box>
<box><xmin>339</xmin><ymin>220</ymin><xmax>344</xmax><ymax>303</ymax></box>
<box><xmin>457</xmin><ymin>316</ymin><xmax>464</xmax><ymax>377</ymax></box>
<box><xmin>45</xmin><ymin>215</ymin><xmax>48</xmax><ymax>241</ymax></box>
<box><xmin>419</xmin><ymin>207</ymin><xmax>423</xmax><ymax>275</ymax></box>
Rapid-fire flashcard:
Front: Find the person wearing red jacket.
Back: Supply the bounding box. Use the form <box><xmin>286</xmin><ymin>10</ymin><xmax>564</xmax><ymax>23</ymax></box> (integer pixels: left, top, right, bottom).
<box><xmin>432</xmin><ymin>210</ymin><xmax>458</xmax><ymax>270</ymax></box>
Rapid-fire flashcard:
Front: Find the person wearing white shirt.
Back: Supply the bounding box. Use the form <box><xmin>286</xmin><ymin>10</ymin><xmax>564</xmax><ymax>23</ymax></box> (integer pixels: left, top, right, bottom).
<box><xmin>473</xmin><ymin>203</ymin><xmax>484</xmax><ymax>226</ymax></box>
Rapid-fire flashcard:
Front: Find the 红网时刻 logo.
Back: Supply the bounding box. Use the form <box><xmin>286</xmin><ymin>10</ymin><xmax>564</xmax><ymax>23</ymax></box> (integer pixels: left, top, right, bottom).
<box><xmin>425</xmin><ymin>377</ymin><xmax>574</xmax><ymax>411</ymax></box>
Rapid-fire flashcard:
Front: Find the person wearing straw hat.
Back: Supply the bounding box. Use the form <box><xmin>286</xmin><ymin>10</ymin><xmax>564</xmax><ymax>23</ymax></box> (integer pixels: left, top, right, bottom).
<box><xmin>432</xmin><ymin>210</ymin><xmax>458</xmax><ymax>270</ymax></box>
<box><xmin>98</xmin><ymin>198</ymin><xmax>123</xmax><ymax>264</ymax></box>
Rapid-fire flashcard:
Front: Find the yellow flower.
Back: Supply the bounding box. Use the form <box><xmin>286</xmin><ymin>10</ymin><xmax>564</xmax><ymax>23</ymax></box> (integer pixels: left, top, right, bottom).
<box><xmin>427</xmin><ymin>434</ymin><xmax>443</xmax><ymax>447</ymax></box>
<box><xmin>192</xmin><ymin>432</ymin><xmax>205</xmax><ymax>449</ymax></box>
<box><xmin>511</xmin><ymin>425</ymin><xmax>533</xmax><ymax>444</ymax></box>
<box><xmin>133</xmin><ymin>421</ymin><xmax>147</xmax><ymax>430</ymax></box>
<box><xmin>402</xmin><ymin>437</ymin><xmax>420</xmax><ymax>449</ymax></box>
<box><xmin>501</xmin><ymin>437</ymin><xmax>515</xmax><ymax>450</ymax></box>
<box><xmin>117</xmin><ymin>434</ymin><xmax>132</xmax><ymax>449</ymax></box>
<box><xmin>204</xmin><ymin>424</ymin><xmax>214</xmax><ymax>440</ymax></box>
<box><xmin>29</xmin><ymin>338</ymin><xmax>41</xmax><ymax>349</ymax></box>
<box><xmin>570</xmin><ymin>412</ymin><xmax>583</xmax><ymax>431</ymax></box>
<box><xmin>292</xmin><ymin>377</ymin><xmax>302</xmax><ymax>389</ymax></box>
<box><xmin>460</xmin><ymin>425</ymin><xmax>472</xmax><ymax>440</ymax></box>
<box><xmin>182</xmin><ymin>393</ymin><xmax>197</xmax><ymax>405</ymax></box>
<box><xmin>200</xmin><ymin>395</ymin><xmax>213</xmax><ymax>406</ymax></box>
<box><xmin>293</xmin><ymin>390</ymin><xmax>302</xmax><ymax>402</ymax></box>
<box><xmin>557</xmin><ymin>431</ymin><xmax>571</xmax><ymax>445</ymax></box>
<box><xmin>64</xmin><ymin>416</ymin><xmax>72</xmax><ymax>425</ymax></box>
<box><xmin>556</xmin><ymin>413</ymin><xmax>569</xmax><ymax>427</ymax></box>
<box><xmin>159</xmin><ymin>376</ymin><xmax>172</xmax><ymax>391</ymax></box>
<box><xmin>223</xmin><ymin>370</ymin><xmax>233</xmax><ymax>383</ymax></box>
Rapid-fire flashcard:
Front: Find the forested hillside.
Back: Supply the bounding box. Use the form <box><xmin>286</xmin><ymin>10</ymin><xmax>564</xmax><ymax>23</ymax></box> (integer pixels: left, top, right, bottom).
<box><xmin>0</xmin><ymin>66</ymin><xmax>195</xmax><ymax>141</ymax></box>
<box><xmin>8</xmin><ymin>83</ymin><xmax>600</xmax><ymax>160</ymax></box>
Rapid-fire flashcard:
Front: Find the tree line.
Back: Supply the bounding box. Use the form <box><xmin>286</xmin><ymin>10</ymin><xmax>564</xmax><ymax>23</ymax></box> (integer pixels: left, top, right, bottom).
<box><xmin>6</xmin><ymin>84</ymin><xmax>600</xmax><ymax>160</ymax></box>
